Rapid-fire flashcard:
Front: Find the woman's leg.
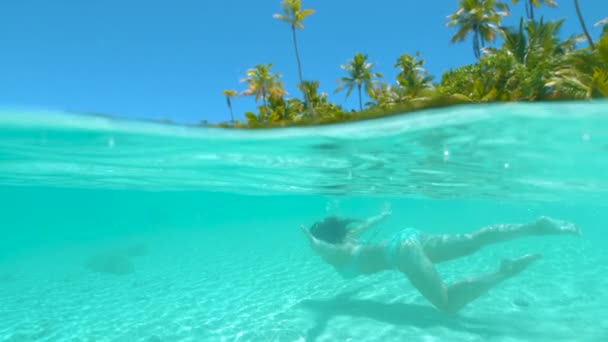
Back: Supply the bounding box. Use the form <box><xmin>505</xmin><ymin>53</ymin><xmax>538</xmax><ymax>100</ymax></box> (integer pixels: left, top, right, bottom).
<box><xmin>421</xmin><ymin>217</ymin><xmax>579</xmax><ymax>263</ymax></box>
<box><xmin>399</xmin><ymin>245</ymin><xmax>542</xmax><ymax>313</ymax></box>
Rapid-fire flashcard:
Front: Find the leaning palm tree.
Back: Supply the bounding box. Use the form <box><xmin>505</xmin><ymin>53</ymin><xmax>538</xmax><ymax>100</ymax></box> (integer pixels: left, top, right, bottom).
<box><xmin>335</xmin><ymin>53</ymin><xmax>383</xmax><ymax>111</ymax></box>
<box><xmin>273</xmin><ymin>0</ymin><xmax>316</xmax><ymax>115</ymax></box>
<box><xmin>511</xmin><ymin>0</ymin><xmax>557</xmax><ymax>21</ymax></box>
<box><xmin>221</xmin><ymin>89</ymin><xmax>238</xmax><ymax>124</ymax></box>
<box><xmin>573</xmin><ymin>0</ymin><xmax>595</xmax><ymax>49</ymax></box>
<box><xmin>447</xmin><ymin>0</ymin><xmax>510</xmax><ymax>59</ymax></box>
<box><xmin>240</xmin><ymin>64</ymin><xmax>286</xmax><ymax>111</ymax></box>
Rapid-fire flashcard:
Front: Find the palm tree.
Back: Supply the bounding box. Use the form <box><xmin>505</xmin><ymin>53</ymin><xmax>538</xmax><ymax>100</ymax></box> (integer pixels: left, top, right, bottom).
<box><xmin>335</xmin><ymin>53</ymin><xmax>383</xmax><ymax>111</ymax></box>
<box><xmin>490</xmin><ymin>18</ymin><xmax>528</xmax><ymax>63</ymax></box>
<box><xmin>596</xmin><ymin>17</ymin><xmax>608</xmax><ymax>36</ymax></box>
<box><xmin>297</xmin><ymin>80</ymin><xmax>328</xmax><ymax>107</ymax></box>
<box><xmin>273</xmin><ymin>0</ymin><xmax>316</xmax><ymax>115</ymax></box>
<box><xmin>221</xmin><ymin>89</ymin><xmax>238</xmax><ymax>124</ymax></box>
<box><xmin>394</xmin><ymin>52</ymin><xmax>434</xmax><ymax>99</ymax></box>
<box><xmin>546</xmin><ymin>35</ymin><xmax>608</xmax><ymax>99</ymax></box>
<box><xmin>573</xmin><ymin>0</ymin><xmax>595</xmax><ymax>49</ymax></box>
<box><xmin>486</xmin><ymin>18</ymin><xmax>579</xmax><ymax>99</ymax></box>
<box><xmin>367</xmin><ymin>82</ymin><xmax>399</xmax><ymax>109</ymax></box>
<box><xmin>528</xmin><ymin>19</ymin><xmax>578</xmax><ymax>58</ymax></box>
<box><xmin>490</xmin><ymin>18</ymin><xmax>577</xmax><ymax>64</ymax></box>
<box><xmin>447</xmin><ymin>0</ymin><xmax>510</xmax><ymax>59</ymax></box>
<box><xmin>511</xmin><ymin>0</ymin><xmax>557</xmax><ymax>21</ymax></box>
<box><xmin>240</xmin><ymin>64</ymin><xmax>286</xmax><ymax>111</ymax></box>
<box><xmin>595</xmin><ymin>18</ymin><xmax>608</xmax><ymax>41</ymax></box>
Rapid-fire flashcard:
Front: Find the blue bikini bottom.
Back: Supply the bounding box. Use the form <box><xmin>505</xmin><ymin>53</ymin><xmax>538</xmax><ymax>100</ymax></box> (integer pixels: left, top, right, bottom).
<box><xmin>334</xmin><ymin>228</ymin><xmax>422</xmax><ymax>279</ymax></box>
<box><xmin>383</xmin><ymin>228</ymin><xmax>422</xmax><ymax>269</ymax></box>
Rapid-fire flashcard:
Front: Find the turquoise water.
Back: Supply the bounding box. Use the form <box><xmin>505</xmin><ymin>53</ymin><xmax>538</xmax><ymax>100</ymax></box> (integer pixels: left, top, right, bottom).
<box><xmin>0</xmin><ymin>102</ymin><xmax>607</xmax><ymax>341</ymax></box>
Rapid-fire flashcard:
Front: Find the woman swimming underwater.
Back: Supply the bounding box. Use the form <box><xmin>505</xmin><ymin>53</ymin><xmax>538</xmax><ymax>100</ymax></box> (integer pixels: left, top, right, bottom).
<box><xmin>300</xmin><ymin>206</ymin><xmax>580</xmax><ymax>314</ymax></box>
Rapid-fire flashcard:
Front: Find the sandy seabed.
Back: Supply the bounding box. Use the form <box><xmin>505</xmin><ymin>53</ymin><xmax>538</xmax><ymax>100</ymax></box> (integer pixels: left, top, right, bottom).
<box><xmin>0</xmin><ymin>228</ymin><xmax>606</xmax><ymax>342</ymax></box>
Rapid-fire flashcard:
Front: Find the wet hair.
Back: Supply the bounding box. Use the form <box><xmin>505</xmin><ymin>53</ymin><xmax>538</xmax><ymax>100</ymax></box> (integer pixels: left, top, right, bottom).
<box><xmin>310</xmin><ymin>217</ymin><xmax>359</xmax><ymax>245</ymax></box>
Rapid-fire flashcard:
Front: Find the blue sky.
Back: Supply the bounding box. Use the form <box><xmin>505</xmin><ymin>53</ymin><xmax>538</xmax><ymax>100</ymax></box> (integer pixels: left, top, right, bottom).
<box><xmin>0</xmin><ymin>0</ymin><xmax>606</xmax><ymax>124</ymax></box>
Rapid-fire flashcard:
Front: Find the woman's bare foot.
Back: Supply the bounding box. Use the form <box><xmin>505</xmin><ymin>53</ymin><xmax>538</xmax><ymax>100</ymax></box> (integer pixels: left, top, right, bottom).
<box><xmin>533</xmin><ymin>216</ymin><xmax>581</xmax><ymax>236</ymax></box>
<box><xmin>499</xmin><ymin>253</ymin><xmax>543</xmax><ymax>277</ymax></box>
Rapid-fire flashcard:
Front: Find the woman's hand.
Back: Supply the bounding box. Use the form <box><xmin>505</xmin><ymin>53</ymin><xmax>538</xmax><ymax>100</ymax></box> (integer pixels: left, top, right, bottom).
<box><xmin>380</xmin><ymin>202</ymin><xmax>392</xmax><ymax>217</ymax></box>
<box><xmin>300</xmin><ymin>224</ymin><xmax>343</xmax><ymax>263</ymax></box>
<box><xmin>300</xmin><ymin>224</ymin><xmax>316</xmax><ymax>245</ymax></box>
<box><xmin>301</xmin><ymin>224</ymin><xmax>327</xmax><ymax>256</ymax></box>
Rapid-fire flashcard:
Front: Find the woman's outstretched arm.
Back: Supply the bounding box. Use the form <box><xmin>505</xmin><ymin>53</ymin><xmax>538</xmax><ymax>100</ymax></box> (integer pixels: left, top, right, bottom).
<box><xmin>348</xmin><ymin>204</ymin><xmax>392</xmax><ymax>239</ymax></box>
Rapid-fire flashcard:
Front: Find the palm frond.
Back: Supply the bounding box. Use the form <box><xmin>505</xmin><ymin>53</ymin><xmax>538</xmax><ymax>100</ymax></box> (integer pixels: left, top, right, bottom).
<box><xmin>592</xmin><ymin>67</ymin><xmax>608</xmax><ymax>96</ymax></box>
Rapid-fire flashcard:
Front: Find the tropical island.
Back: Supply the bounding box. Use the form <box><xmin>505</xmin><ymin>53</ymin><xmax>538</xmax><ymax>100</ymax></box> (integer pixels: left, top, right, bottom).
<box><xmin>212</xmin><ymin>0</ymin><xmax>607</xmax><ymax>129</ymax></box>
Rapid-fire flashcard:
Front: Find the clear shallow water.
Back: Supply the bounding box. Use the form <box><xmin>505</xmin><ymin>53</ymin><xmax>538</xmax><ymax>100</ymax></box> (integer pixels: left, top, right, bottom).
<box><xmin>0</xmin><ymin>102</ymin><xmax>607</xmax><ymax>341</ymax></box>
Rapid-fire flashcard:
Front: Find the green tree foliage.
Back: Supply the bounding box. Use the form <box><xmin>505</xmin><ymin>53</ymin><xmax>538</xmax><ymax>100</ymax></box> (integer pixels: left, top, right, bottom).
<box><xmin>547</xmin><ymin>36</ymin><xmax>608</xmax><ymax>98</ymax></box>
<box><xmin>241</xmin><ymin>64</ymin><xmax>286</xmax><ymax>110</ymax></box>
<box><xmin>273</xmin><ymin>0</ymin><xmax>316</xmax><ymax>115</ymax></box>
<box><xmin>441</xmin><ymin>18</ymin><xmax>581</xmax><ymax>101</ymax></box>
<box><xmin>335</xmin><ymin>53</ymin><xmax>383</xmax><ymax>111</ymax></box>
<box><xmin>447</xmin><ymin>0</ymin><xmax>510</xmax><ymax>59</ymax></box>
<box><xmin>213</xmin><ymin>0</ymin><xmax>607</xmax><ymax>129</ymax></box>
<box><xmin>395</xmin><ymin>52</ymin><xmax>434</xmax><ymax>99</ymax></box>
<box><xmin>595</xmin><ymin>18</ymin><xmax>608</xmax><ymax>38</ymax></box>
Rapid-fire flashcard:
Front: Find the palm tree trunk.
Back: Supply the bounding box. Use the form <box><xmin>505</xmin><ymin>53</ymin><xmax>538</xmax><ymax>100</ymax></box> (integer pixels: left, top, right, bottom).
<box><xmin>291</xmin><ymin>26</ymin><xmax>316</xmax><ymax>116</ymax></box>
<box><xmin>574</xmin><ymin>0</ymin><xmax>595</xmax><ymax>49</ymax></box>
<box><xmin>228</xmin><ymin>105</ymin><xmax>234</xmax><ymax>125</ymax></box>
<box><xmin>262</xmin><ymin>88</ymin><xmax>268</xmax><ymax>113</ymax></box>
<box><xmin>357</xmin><ymin>84</ymin><xmax>363</xmax><ymax>111</ymax></box>
<box><xmin>227</xmin><ymin>97</ymin><xmax>234</xmax><ymax>124</ymax></box>
<box><xmin>527</xmin><ymin>0</ymin><xmax>534</xmax><ymax>21</ymax></box>
<box><xmin>473</xmin><ymin>29</ymin><xmax>481</xmax><ymax>59</ymax></box>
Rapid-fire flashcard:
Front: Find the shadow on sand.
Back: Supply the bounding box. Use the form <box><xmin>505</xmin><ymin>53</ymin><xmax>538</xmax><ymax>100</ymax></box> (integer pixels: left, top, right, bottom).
<box><xmin>298</xmin><ymin>286</ymin><xmax>535</xmax><ymax>341</ymax></box>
